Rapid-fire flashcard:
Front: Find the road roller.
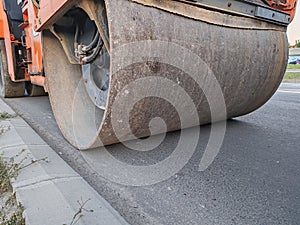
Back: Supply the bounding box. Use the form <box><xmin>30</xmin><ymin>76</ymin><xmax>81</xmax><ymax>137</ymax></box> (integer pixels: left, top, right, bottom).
<box><xmin>0</xmin><ymin>0</ymin><xmax>297</xmax><ymax>149</ymax></box>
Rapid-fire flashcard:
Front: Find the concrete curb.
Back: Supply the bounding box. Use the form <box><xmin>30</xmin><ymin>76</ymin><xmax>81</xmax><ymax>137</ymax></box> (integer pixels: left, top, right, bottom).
<box><xmin>0</xmin><ymin>98</ymin><xmax>130</xmax><ymax>225</ymax></box>
<box><xmin>282</xmin><ymin>79</ymin><xmax>300</xmax><ymax>83</ymax></box>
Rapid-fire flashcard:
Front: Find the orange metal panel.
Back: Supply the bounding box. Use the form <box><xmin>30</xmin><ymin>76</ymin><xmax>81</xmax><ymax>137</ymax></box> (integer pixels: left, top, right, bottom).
<box><xmin>0</xmin><ymin>0</ymin><xmax>43</xmax><ymax>85</ymax></box>
<box><xmin>0</xmin><ymin>13</ymin><xmax>4</xmax><ymax>38</ymax></box>
<box><xmin>30</xmin><ymin>75</ymin><xmax>45</xmax><ymax>87</ymax></box>
<box><xmin>35</xmin><ymin>0</ymin><xmax>78</xmax><ymax>31</ymax></box>
<box><xmin>265</xmin><ymin>0</ymin><xmax>298</xmax><ymax>21</ymax></box>
<box><xmin>22</xmin><ymin>0</ymin><xmax>43</xmax><ymax>75</ymax></box>
<box><xmin>0</xmin><ymin>0</ymin><xmax>18</xmax><ymax>81</ymax></box>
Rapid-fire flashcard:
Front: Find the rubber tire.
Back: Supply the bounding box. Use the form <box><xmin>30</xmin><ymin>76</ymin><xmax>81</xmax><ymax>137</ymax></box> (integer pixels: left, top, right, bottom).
<box><xmin>0</xmin><ymin>40</ymin><xmax>25</xmax><ymax>97</ymax></box>
<box><xmin>25</xmin><ymin>82</ymin><xmax>47</xmax><ymax>97</ymax></box>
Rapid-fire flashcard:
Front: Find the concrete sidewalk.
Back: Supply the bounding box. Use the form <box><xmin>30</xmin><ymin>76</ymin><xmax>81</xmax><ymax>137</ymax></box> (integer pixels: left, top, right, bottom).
<box><xmin>0</xmin><ymin>98</ymin><xmax>129</xmax><ymax>225</ymax></box>
<box><xmin>286</xmin><ymin>68</ymin><xmax>300</xmax><ymax>73</ymax></box>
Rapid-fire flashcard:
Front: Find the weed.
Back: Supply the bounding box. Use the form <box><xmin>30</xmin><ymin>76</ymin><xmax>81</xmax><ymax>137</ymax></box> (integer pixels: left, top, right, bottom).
<box><xmin>0</xmin><ymin>125</ymin><xmax>10</xmax><ymax>136</ymax></box>
<box><xmin>0</xmin><ymin>111</ymin><xmax>15</xmax><ymax>136</ymax></box>
<box><xmin>0</xmin><ymin>152</ymin><xmax>25</xmax><ymax>225</ymax></box>
<box><xmin>0</xmin><ymin>199</ymin><xmax>25</xmax><ymax>225</ymax></box>
<box><xmin>0</xmin><ymin>112</ymin><xmax>17</xmax><ymax>120</ymax></box>
<box><xmin>284</xmin><ymin>72</ymin><xmax>300</xmax><ymax>80</ymax></box>
<box><xmin>0</xmin><ymin>150</ymin><xmax>49</xmax><ymax>225</ymax></box>
<box><xmin>63</xmin><ymin>198</ymin><xmax>94</xmax><ymax>225</ymax></box>
<box><xmin>0</xmin><ymin>111</ymin><xmax>46</xmax><ymax>224</ymax></box>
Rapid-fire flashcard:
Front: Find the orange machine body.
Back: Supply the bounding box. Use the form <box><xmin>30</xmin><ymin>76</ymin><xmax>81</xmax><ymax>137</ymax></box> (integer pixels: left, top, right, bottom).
<box><xmin>0</xmin><ymin>0</ymin><xmax>44</xmax><ymax>86</ymax></box>
<box><xmin>0</xmin><ymin>0</ymin><xmax>29</xmax><ymax>82</ymax></box>
<box><xmin>264</xmin><ymin>0</ymin><xmax>298</xmax><ymax>21</ymax></box>
<box><xmin>35</xmin><ymin>0</ymin><xmax>78</xmax><ymax>32</ymax></box>
<box><xmin>21</xmin><ymin>0</ymin><xmax>45</xmax><ymax>87</ymax></box>
<box><xmin>0</xmin><ymin>0</ymin><xmax>298</xmax><ymax>89</ymax></box>
<box><xmin>34</xmin><ymin>0</ymin><xmax>299</xmax><ymax>32</ymax></box>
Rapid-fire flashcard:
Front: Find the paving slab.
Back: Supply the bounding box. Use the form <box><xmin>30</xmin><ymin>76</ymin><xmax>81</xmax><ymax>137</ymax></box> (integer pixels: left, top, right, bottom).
<box><xmin>0</xmin><ymin>98</ymin><xmax>130</xmax><ymax>225</ymax></box>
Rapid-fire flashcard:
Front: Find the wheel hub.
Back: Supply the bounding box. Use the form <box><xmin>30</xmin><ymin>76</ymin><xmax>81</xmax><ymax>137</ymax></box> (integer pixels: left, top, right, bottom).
<box><xmin>82</xmin><ymin>46</ymin><xmax>110</xmax><ymax>110</ymax></box>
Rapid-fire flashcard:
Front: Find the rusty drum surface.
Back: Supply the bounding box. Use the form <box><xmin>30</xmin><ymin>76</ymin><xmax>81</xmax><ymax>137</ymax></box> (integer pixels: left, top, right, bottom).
<box><xmin>43</xmin><ymin>0</ymin><xmax>288</xmax><ymax>149</ymax></box>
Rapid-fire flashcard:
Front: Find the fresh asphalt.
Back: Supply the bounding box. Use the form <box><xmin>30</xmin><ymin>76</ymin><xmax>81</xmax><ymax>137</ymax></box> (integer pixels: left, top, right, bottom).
<box><xmin>3</xmin><ymin>82</ymin><xmax>300</xmax><ymax>225</ymax></box>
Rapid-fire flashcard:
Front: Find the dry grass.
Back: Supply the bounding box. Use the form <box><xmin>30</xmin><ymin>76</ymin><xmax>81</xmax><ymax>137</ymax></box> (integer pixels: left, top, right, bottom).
<box><xmin>284</xmin><ymin>72</ymin><xmax>300</xmax><ymax>80</ymax></box>
<box><xmin>0</xmin><ymin>154</ymin><xmax>25</xmax><ymax>225</ymax></box>
<box><xmin>0</xmin><ymin>112</ymin><xmax>25</xmax><ymax>225</ymax></box>
<box><xmin>0</xmin><ymin>112</ymin><xmax>17</xmax><ymax>120</ymax></box>
<box><xmin>287</xmin><ymin>64</ymin><xmax>300</xmax><ymax>69</ymax></box>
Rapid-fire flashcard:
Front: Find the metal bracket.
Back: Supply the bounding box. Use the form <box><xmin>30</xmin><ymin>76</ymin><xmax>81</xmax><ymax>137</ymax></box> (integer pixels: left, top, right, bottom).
<box><xmin>182</xmin><ymin>0</ymin><xmax>291</xmax><ymax>25</ymax></box>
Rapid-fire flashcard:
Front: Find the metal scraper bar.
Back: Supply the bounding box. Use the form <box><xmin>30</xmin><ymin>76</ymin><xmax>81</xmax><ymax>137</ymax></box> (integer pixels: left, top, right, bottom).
<box><xmin>180</xmin><ymin>0</ymin><xmax>291</xmax><ymax>25</ymax></box>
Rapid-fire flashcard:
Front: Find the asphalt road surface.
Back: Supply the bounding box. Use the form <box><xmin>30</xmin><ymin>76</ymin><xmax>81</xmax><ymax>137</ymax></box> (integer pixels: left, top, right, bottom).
<box><xmin>3</xmin><ymin>82</ymin><xmax>300</xmax><ymax>225</ymax></box>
